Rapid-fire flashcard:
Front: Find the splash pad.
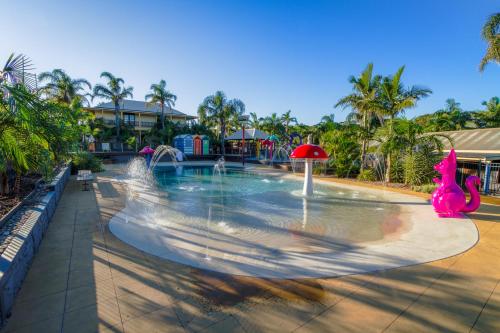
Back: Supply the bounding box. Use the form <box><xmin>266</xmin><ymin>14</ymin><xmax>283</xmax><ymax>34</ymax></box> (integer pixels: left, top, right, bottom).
<box><xmin>108</xmin><ymin>161</ymin><xmax>478</xmax><ymax>279</ymax></box>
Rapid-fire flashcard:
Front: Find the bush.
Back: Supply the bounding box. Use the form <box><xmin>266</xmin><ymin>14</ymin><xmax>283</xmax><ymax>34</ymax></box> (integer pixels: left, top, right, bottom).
<box><xmin>390</xmin><ymin>157</ymin><xmax>404</xmax><ymax>183</ymax></box>
<box><xmin>71</xmin><ymin>151</ymin><xmax>104</xmax><ymax>174</ymax></box>
<box><xmin>411</xmin><ymin>183</ymin><xmax>438</xmax><ymax>193</ymax></box>
<box><xmin>357</xmin><ymin>169</ymin><xmax>376</xmax><ymax>181</ymax></box>
<box><xmin>403</xmin><ymin>152</ymin><xmax>439</xmax><ymax>186</ymax></box>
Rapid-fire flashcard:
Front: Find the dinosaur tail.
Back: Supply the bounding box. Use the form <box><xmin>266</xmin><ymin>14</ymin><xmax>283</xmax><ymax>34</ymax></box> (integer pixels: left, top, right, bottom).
<box><xmin>462</xmin><ymin>176</ymin><xmax>481</xmax><ymax>213</ymax></box>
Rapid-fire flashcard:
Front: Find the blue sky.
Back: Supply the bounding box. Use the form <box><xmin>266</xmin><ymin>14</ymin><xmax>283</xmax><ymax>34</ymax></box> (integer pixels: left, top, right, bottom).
<box><xmin>1</xmin><ymin>0</ymin><xmax>498</xmax><ymax>124</ymax></box>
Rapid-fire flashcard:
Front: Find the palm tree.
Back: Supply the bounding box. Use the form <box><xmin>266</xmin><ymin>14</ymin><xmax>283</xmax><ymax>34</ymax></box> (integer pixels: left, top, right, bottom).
<box><xmin>248</xmin><ymin>112</ymin><xmax>261</xmax><ymax>130</ymax></box>
<box><xmin>335</xmin><ymin>63</ymin><xmax>381</xmax><ymax>170</ymax></box>
<box><xmin>38</xmin><ymin>69</ymin><xmax>92</xmax><ymax>105</ymax></box>
<box><xmin>479</xmin><ymin>13</ymin><xmax>500</xmax><ymax>71</ymax></box>
<box><xmin>0</xmin><ymin>53</ymin><xmax>37</xmax><ymax>89</ymax></box>
<box><xmin>478</xmin><ymin>97</ymin><xmax>500</xmax><ymax>127</ymax></box>
<box><xmin>145</xmin><ymin>80</ymin><xmax>177</xmax><ymax>130</ymax></box>
<box><xmin>92</xmin><ymin>72</ymin><xmax>133</xmax><ymax>140</ymax></box>
<box><xmin>375</xmin><ymin>119</ymin><xmax>449</xmax><ymax>185</ymax></box>
<box><xmin>197</xmin><ymin>91</ymin><xmax>245</xmax><ymax>155</ymax></box>
<box><xmin>281</xmin><ymin>110</ymin><xmax>297</xmax><ymax>135</ymax></box>
<box><xmin>376</xmin><ymin>66</ymin><xmax>432</xmax><ymax>182</ymax></box>
<box><xmin>262</xmin><ymin>113</ymin><xmax>284</xmax><ymax>136</ymax></box>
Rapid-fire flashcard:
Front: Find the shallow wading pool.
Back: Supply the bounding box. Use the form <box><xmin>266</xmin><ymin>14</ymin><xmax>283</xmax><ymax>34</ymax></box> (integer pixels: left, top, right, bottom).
<box><xmin>109</xmin><ymin>164</ymin><xmax>478</xmax><ymax>278</ymax></box>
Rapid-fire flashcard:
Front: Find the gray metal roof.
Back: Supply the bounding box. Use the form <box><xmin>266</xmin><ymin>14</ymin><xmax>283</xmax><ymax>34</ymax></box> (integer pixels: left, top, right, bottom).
<box><xmin>225</xmin><ymin>128</ymin><xmax>270</xmax><ymax>140</ymax></box>
<box><xmin>92</xmin><ymin>99</ymin><xmax>196</xmax><ymax>119</ymax></box>
<box><xmin>431</xmin><ymin>128</ymin><xmax>500</xmax><ymax>161</ymax></box>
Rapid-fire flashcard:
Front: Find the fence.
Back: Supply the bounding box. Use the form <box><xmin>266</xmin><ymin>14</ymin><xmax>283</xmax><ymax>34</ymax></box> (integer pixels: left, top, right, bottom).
<box><xmin>456</xmin><ymin>161</ymin><xmax>500</xmax><ymax>196</ymax></box>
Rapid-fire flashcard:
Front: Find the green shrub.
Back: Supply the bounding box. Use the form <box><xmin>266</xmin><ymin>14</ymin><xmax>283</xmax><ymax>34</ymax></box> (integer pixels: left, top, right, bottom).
<box><xmin>357</xmin><ymin>169</ymin><xmax>376</xmax><ymax>181</ymax></box>
<box><xmin>390</xmin><ymin>157</ymin><xmax>404</xmax><ymax>183</ymax></box>
<box><xmin>403</xmin><ymin>152</ymin><xmax>439</xmax><ymax>186</ymax></box>
<box><xmin>312</xmin><ymin>164</ymin><xmax>325</xmax><ymax>175</ymax></box>
<box><xmin>71</xmin><ymin>151</ymin><xmax>104</xmax><ymax>174</ymax></box>
<box><xmin>411</xmin><ymin>183</ymin><xmax>438</xmax><ymax>193</ymax></box>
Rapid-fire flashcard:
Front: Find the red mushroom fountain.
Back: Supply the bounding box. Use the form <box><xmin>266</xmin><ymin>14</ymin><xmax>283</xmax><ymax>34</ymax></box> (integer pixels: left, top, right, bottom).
<box><xmin>290</xmin><ymin>136</ymin><xmax>328</xmax><ymax>196</ymax></box>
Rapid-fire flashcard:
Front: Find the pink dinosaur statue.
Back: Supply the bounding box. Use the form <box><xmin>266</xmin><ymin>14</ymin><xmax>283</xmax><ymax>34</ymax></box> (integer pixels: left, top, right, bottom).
<box><xmin>431</xmin><ymin>149</ymin><xmax>481</xmax><ymax>218</ymax></box>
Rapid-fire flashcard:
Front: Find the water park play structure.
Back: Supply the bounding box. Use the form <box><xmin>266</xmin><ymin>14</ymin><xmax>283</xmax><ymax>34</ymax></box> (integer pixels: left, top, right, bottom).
<box><xmin>432</xmin><ymin>149</ymin><xmax>481</xmax><ymax>217</ymax></box>
<box><xmin>290</xmin><ymin>135</ymin><xmax>329</xmax><ymax>196</ymax></box>
<box><xmin>106</xmin><ymin>143</ymin><xmax>479</xmax><ymax>278</ymax></box>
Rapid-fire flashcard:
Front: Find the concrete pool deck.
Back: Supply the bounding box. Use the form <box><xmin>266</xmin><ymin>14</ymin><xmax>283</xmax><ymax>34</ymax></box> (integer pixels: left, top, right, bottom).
<box><xmin>1</xmin><ymin>165</ymin><xmax>499</xmax><ymax>332</ymax></box>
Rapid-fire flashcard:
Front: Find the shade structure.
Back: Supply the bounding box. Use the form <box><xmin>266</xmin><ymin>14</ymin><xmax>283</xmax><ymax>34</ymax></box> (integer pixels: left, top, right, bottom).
<box><xmin>139</xmin><ymin>146</ymin><xmax>155</xmax><ymax>155</ymax></box>
<box><xmin>290</xmin><ymin>144</ymin><xmax>328</xmax><ymax>160</ymax></box>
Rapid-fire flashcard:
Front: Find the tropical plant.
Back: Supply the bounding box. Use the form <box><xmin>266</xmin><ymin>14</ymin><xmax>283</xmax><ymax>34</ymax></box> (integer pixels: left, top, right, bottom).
<box><xmin>145</xmin><ymin>80</ymin><xmax>177</xmax><ymax>130</ymax></box>
<box><xmin>92</xmin><ymin>72</ymin><xmax>133</xmax><ymax>139</ymax></box>
<box><xmin>0</xmin><ymin>53</ymin><xmax>37</xmax><ymax>88</ymax></box>
<box><xmin>320</xmin><ymin>125</ymin><xmax>361</xmax><ymax>177</ymax></box>
<box><xmin>478</xmin><ymin>97</ymin><xmax>500</xmax><ymax>127</ymax></box>
<box><xmin>336</xmin><ymin>63</ymin><xmax>381</xmax><ymax>170</ymax></box>
<box><xmin>375</xmin><ymin>66</ymin><xmax>432</xmax><ymax>182</ymax></box>
<box><xmin>374</xmin><ymin>119</ymin><xmax>448</xmax><ymax>185</ymax></box>
<box><xmin>261</xmin><ymin>113</ymin><xmax>285</xmax><ymax>137</ymax></box>
<box><xmin>0</xmin><ymin>84</ymin><xmax>50</xmax><ymax>193</ymax></box>
<box><xmin>248</xmin><ymin>112</ymin><xmax>262</xmax><ymax>129</ymax></box>
<box><xmin>71</xmin><ymin>151</ymin><xmax>103</xmax><ymax>173</ymax></box>
<box><xmin>281</xmin><ymin>110</ymin><xmax>297</xmax><ymax>135</ymax></box>
<box><xmin>197</xmin><ymin>91</ymin><xmax>245</xmax><ymax>155</ymax></box>
<box><xmin>425</xmin><ymin>99</ymin><xmax>475</xmax><ymax>131</ymax></box>
<box><xmin>479</xmin><ymin>13</ymin><xmax>500</xmax><ymax>71</ymax></box>
<box><xmin>38</xmin><ymin>69</ymin><xmax>92</xmax><ymax>105</ymax></box>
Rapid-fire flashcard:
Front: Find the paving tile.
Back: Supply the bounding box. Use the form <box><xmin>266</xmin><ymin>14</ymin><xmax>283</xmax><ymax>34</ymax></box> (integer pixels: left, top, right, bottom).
<box><xmin>62</xmin><ymin>297</ymin><xmax>122</xmax><ymax>333</ymax></box>
<box><xmin>3</xmin><ymin>315</ymin><xmax>63</xmax><ymax>333</ymax></box>
<box><xmin>201</xmin><ymin>315</ymin><xmax>246</xmax><ymax>333</ymax></box>
<box><xmin>4</xmin><ymin>291</ymin><xmax>66</xmax><ymax>331</ymax></box>
<box><xmin>15</xmin><ymin>267</ymin><xmax>69</xmax><ymax>302</ymax></box>
<box><xmin>173</xmin><ymin>296</ymin><xmax>229</xmax><ymax>332</ymax></box>
<box><xmin>116</xmin><ymin>284</ymin><xmax>173</xmax><ymax>321</ymax></box>
<box><xmin>65</xmin><ymin>278</ymin><xmax>117</xmax><ymax>312</ymax></box>
<box><xmin>122</xmin><ymin>307</ymin><xmax>183</xmax><ymax>333</ymax></box>
<box><xmin>232</xmin><ymin>296</ymin><xmax>325</xmax><ymax>332</ymax></box>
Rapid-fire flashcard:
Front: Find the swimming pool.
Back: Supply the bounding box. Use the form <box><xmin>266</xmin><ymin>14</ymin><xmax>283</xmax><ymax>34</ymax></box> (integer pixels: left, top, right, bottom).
<box><xmin>109</xmin><ymin>164</ymin><xmax>478</xmax><ymax>278</ymax></box>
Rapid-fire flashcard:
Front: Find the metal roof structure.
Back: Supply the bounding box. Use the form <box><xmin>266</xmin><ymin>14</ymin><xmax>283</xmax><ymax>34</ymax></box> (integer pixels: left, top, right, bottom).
<box><xmin>90</xmin><ymin>99</ymin><xmax>197</xmax><ymax>119</ymax></box>
<box><xmin>225</xmin><ymin>128</ymin><xmax>270</xmax><ymax>140</ymax></box>
<box><xmin>432</xmin><ymin>128</ymin><xmax>500</xmax><ymax>161</ymax></box>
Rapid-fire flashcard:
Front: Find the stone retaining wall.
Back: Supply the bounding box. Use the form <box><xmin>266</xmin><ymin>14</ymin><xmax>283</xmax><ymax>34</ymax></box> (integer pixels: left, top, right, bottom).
<box><xmin>0</xmin><ymin>166</ymin><xmax>70</xmax><ymax>325</ymax></box>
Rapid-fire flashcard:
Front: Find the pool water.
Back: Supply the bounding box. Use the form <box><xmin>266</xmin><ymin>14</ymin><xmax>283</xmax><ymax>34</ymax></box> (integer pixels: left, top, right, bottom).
<box><xmin>153</xmin><ymin>166</ymin><xmax>403</xmax><ymax>246</ymax></box>
<box><xmin>109</xmin><ymin>164</ymin><xmax>478</xmax><ymax>278</ymax></box>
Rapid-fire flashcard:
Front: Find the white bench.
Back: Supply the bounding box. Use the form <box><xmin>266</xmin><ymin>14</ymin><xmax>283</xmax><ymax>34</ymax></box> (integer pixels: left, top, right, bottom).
<box><xmin>77</xmin><ymin>170</ymin><xmax>94</xmax><ymax>191</ymax></box>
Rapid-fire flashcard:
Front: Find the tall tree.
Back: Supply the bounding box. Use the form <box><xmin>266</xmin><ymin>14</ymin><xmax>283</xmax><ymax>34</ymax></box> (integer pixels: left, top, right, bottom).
<box><xmin>281</xmin><ymin>110</ymin><xmax>297</xmax><ymax>135</ymax></box>
<box><xmin>262</xmin><ymin>113</ymin><xmax>285</xmax><ymax>136</ymax></box>
<box><xmin>376</xmin><ymin>66</ymin><xmax>432</xmax><ymax>182</ymax></box>
<box><xmin>92</xmin><ymin>72</ymin><xmax>133</xmax><ymax>139</ymax></box>
<box><xmin>38</xmin><ymin>69</ymin><xmax>92</xmax><ymax>105</ymax></box>
<box><xmin>428</xmin><ymin>99</ymin><xmax>473</xmax><ymax>131</ymax></box>
<box><xmin>335</xmin><ymin>63</ymin><xmax>381</xmax><ymax>170</ymax></box>
<box><xmin>479</xmin><ymin>13</ymin><xmax>500</xmax><ymax>71</ymax></box>
<box><xmin>248</xmin><ymin>112</ymin><xmax>261</xmax><ymax>130</ymax></box>
<box><xmin>197</xmin><ymin>91</ymin><xmax>245</xmax><ymax>155</ymax></box>
<box><xmin>145</xmin><ymin>80</ymin><xmax>177</xmax><ymax>130</ymax></box>
<box><xmin>478</xmin><ymin>96</ymin><xmax>500</xmax><ymax>127</ymax></box>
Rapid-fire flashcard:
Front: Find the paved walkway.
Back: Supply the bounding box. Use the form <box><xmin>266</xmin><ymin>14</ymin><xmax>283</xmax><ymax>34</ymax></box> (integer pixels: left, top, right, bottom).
<box><xmin>1</xmin><ymin>169</ymin><xmax>499</xmax><ymax>332</ymax></box>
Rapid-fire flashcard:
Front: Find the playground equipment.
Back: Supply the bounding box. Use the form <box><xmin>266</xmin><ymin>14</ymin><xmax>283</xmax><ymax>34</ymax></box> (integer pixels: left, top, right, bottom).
<box><xmin>290</xmin><ymin>136</ymin><xmax>328</xmax><ymax>196</ymax></box>
<box><xmin>139</xmin><ymin>146</ymin><xmax>155</xmax><ymax>168</ymax></box>
<box><xmin>289</xmin><ymin>132</ymin><xmax>303</xmax><ymax>147</ymax></box>
<box><xmin>431</xmin><ymin>149</ymin><xmax>481</xmax><ymax>217</ymax></box>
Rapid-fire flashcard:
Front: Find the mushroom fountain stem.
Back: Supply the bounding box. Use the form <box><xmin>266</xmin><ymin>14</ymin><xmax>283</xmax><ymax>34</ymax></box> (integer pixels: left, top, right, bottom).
<box><xmin>303</xmin><ymin>158</ymin><xmax>314</xmax><ymax>196</ymax></box>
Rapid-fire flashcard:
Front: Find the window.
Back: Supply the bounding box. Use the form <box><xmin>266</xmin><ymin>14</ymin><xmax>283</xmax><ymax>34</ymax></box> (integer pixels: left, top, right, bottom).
<box><xmin>123</xmin><ymin>113</ymin><xmax>135</xmax><ymax>126</ymax></box>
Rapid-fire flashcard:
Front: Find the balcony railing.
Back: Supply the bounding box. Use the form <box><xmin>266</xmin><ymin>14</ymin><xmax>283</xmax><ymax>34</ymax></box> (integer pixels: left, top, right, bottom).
<box><xmin>99</xmin><ymin>119</ymin><xmax>155</xmax><ymax>128</ymax></box>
